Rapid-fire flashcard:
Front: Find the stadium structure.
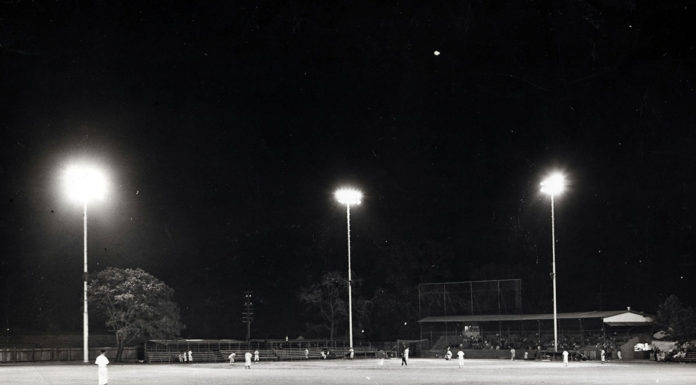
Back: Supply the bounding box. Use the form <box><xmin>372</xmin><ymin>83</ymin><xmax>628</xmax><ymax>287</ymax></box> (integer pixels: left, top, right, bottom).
<box><xmin>417</xmin><ymin>279</ymin><xmax>655</xmax><ymax>360</ymax></box>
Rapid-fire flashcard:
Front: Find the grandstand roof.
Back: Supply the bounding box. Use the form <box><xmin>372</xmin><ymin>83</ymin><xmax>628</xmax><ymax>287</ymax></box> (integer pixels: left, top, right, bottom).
<box><xmin>418</xmin><ymin>310</ymin><xmax>654</xmax><ymax>325</ymax></box>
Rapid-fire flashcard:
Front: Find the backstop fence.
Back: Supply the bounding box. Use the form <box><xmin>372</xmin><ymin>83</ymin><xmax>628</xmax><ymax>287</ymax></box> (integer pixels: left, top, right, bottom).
<box><xmin>418</xmin><ymin>279</ymin><xmax>522</xmax><ymax>318</ymax></box>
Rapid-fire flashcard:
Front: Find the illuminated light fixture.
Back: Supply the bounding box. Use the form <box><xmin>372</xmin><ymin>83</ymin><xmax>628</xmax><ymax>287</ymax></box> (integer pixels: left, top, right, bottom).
<box><xmin>540</xmin><ymin>172</ymin><xmax>566</xmax><ymax>196</ymax></box>
<box><xmin>64</xmin><ymin>164</ymin><xmax>108</xmax><ymax>203</ymax></box>
<box><xmin>334</xmin><ymin>188</ymin><xmax>362</xmax><ymax>206</ymax></box>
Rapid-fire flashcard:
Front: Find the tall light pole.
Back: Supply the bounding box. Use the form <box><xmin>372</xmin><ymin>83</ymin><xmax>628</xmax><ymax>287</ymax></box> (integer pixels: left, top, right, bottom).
<box><xmin>540</xmin><ymin>172</ymin><xmax>566</xmax><ymax>353</ymax></box>
<box><xmin>334</xmin><ymin>187</ymin><xmax>362</xmax><ymax>356</ymax></box>
<box><xmin>64</xmin><ymin>164</ymin><xmax>108</xmax><ymax>363</ymax></box>
<box><xmin>242</xmin><ymin>291</ymin><xmax>254</xmax><ymax>341</ymax></box>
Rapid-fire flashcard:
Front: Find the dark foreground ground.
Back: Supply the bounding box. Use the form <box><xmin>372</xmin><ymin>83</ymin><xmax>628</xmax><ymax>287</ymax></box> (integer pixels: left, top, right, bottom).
<box><xmin>2</xmin><ymin>358</ymin><xmax>695</xmax><ymax>385</ymax></box>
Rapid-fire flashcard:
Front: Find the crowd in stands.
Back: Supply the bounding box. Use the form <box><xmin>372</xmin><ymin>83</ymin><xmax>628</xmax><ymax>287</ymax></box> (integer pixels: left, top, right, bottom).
<box><xmin>661</xmin><ymin>341</ymin><xmax>696</xmax><ymax>362</ymax></box>
<box><xmin>445</xmin><ymin>331</ymin><xmax>623</xmax><ymax>354</ymax></box>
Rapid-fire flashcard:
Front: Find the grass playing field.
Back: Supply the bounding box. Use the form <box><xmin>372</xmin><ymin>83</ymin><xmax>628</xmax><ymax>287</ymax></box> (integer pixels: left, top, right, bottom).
<box><xmin>2</xmin><ymin>358</ymin><xmax>695</xmax><ymax>385</ymax></box>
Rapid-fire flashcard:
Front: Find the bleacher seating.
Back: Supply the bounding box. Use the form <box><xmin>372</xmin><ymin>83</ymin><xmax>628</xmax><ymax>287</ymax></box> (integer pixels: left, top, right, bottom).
<box><xmin>146</xmin><ymin>351</ymin><xmax>176</xmax><ymax>363</ymax></box>
<box><xmin>275</xmin><ymin>348</ymin><xmax>308</xmax><ymax>360</ymax></box>
<box><xmin>256</xmin><ymin>349</ymin><xmax>278</xmax><ymax>361</ymax></box>
<box><xmin>353</xmin><ymin>348</ymin><xmax>377</xmax><ymax>358</ymax></box>
<box><xmin>220</xmin><ymin>349</ymin><xmax>241</xmax><ymax>362</ymax></box>
<box><xmin>191</xmin><ymin>351</ymin><xmax>219</xmax><ymax>362</ymax></box>
<box><xmin>678</xmin><ymin>352</ymin><xmax>696</xmax><ymax>362</ymax></box>
<box><xmin>220</xmin><ymin>349</ymin><xmax>277</xmax><ymax>361</ymax></box>
<box><xmin>308</xmin><ymin>348</ymin><xmax>326</xmax><ymax>359</ymax></box>
<box><xmin>146</xmin><ymin>343</ymin><xmax>381</xmax><ymax>364</ymax></box>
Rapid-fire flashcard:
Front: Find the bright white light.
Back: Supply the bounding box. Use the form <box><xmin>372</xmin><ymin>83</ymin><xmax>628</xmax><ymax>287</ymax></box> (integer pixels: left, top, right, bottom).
<box><xmin>335</xmin><ymin>187</ymin><xmax>362</xmax><ymax>206</ymax></box>
<box><xmin>540</xmin><ymin>172</ymin><xmax>566</xmax><ymax>196</ymax></box>
<box><xmin>434</xmin><ymin>50</ymin><xmax>440</xmax><ymax>56</ymax></box>
<box><xmin>64</xmin><ymin>164</ymin><xmax>108</xmax><ymax>203</ymax></box>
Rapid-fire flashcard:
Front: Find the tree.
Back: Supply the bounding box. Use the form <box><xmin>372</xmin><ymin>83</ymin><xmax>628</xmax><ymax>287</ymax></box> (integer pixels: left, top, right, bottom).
<box><xmin>298</xmin><ymin>271</ymin><xmax>347</xmax><ymax>340</ymax></box>
<box><xmin>656</xmin><ymin>295</ymin><xmax>696</xmax><ymax>341</ymax></box>
<box><xmin>89</xmin><ymin>267</ymin><xmax>184</xmax><ymax>361</ymax></box>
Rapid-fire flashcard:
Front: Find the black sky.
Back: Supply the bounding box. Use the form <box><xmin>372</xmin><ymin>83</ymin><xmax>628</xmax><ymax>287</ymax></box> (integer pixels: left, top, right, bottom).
<box><xmin>1</xmin><ymin>1</ymin><xmax>695</xmax><ymax>339</ymax></box>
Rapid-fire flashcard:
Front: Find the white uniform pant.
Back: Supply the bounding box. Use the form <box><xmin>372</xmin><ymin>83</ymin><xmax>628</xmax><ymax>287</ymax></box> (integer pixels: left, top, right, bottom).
<box><xmin>98</xmin><ymin>367</ymin><xmax>108</xmax><ymax>385</ymax></box>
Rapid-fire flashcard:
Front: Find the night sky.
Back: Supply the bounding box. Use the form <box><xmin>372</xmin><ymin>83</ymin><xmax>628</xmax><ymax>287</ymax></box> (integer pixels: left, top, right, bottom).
<box><xmin>1</xmin><ymin>1</ymin><xmax>695</xmax><ymax>340</ymax></box>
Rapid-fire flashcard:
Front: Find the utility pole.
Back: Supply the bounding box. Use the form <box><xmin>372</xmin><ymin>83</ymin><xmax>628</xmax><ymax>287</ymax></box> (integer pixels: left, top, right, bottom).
<box><xmin>242</xmin><ymin>291</ymin><xmax>254</xmax><ymax>341</ymax></box>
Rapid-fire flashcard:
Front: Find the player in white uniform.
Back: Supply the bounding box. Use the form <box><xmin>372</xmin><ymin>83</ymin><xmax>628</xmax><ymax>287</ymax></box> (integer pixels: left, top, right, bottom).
<box><xmin>254</xmin><ymin>349</ymin><xmax>260</xmax><ymax>362</ymax></box>
<box><xmin>95</xmin><ymin>350</ymin><xmax>109</xmax><ymax>385</ymax></box>
<box><xmin>228</xmin><ymin>352</ymin><xmax>236</xmax><ymax>364</ymax></box>
<box><xmin>562</xmin><ymin>350</ymin><xmax>569</xmax><ymax>367</ymax></box>
<box><xmin>457</xmin><ymin>350</ymin><xmax>465</xmax><ymax>368</ymax></box>
<box><xmin>245</xmin><ymin>351</ymin><xmax>252</xmax><ymax>368</ymax></box>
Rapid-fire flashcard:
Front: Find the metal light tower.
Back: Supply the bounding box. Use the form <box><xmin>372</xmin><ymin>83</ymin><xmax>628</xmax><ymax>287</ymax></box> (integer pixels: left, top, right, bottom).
<box><xmin>242</xmin><ymin>291</ymin><xmax>254</xmax><ymax>341</ymax></box>
<box><xmin>334</xmin><ymin>187</ymin><xmax>362</xmax><ymax>355</ymax></box>
<box><xmin>63</xmin><ymin>163</ymin><xmax>108</xmax><ymax>363</ymax></box>
<box><xmin>540</xmin><ymin>172</ymin><xmax>566</xmax><ymax>353</ymax></box>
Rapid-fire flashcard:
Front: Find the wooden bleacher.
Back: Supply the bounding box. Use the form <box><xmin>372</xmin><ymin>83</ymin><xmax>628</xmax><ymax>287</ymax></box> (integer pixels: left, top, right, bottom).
<box><xmin>146</xmin><ymin>351</ymin><xmax>177</xmax><ymax>363</ymax></box>
<box><xmin>676</xmin><ymin>351</ymin><xmax>696</xmax><ymax>362</ymax></box>
<box><xmin>274</xmin><ymin>348</ymin><xmax>308</xmax><ymax>360</ymax></box>
<box><xmin>191</xmin><ymin>351</ymin><xmax>219</xmax><ymax>362</ymax></box>
<box><xmin>307</xmin><ymin>348</ymin><xmax>326</xmax><ymax>359</ymax></box>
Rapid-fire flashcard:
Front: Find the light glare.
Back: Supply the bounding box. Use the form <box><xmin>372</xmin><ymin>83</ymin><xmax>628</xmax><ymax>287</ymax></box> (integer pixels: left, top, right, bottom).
<box><xmin>64</xmin><ymin>164</ymin><xmax>108</xmax><ymax>203</ymax></box>
<box><xmin>540</xmin><ymin>172</ymin><xmax>566</xmax><ymax>196</ymax></box>
<box><xmin>335</xmin><ymin>188</ymin><xmax>362</xmax><ymax>205</ymax></box>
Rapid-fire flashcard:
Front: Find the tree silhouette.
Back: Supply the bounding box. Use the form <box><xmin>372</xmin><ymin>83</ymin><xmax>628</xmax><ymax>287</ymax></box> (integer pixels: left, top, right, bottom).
<box><xmin>89</xmin><ymin>267</ymin><xmax>184</xmax><ymax>361</ymax></box>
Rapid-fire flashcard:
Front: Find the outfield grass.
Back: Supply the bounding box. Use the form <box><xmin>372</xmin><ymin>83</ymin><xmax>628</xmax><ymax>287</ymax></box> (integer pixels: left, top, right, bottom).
<box><xmin>2</xmin><ymin>358</ymin><xmax>695</xmax><ymax>385</ymax></box>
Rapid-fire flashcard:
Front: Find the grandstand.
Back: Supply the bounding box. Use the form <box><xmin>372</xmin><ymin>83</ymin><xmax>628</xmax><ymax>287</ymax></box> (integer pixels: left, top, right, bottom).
<box><xmin>418</xmin><ymin>308</ymin><xmax>655</xmax><ymax>360</ymax></box>
<box><xmin>417</xmin><ymin>279</ymin><xmax>656</xmax><ymax>360</ymax></box>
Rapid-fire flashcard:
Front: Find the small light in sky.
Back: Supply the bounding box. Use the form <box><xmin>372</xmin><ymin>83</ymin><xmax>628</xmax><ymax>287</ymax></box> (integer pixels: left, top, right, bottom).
<box><xmin>434</xmin><ymin>50</ymin><xmax>440</xmax><ymax>56</ymax></box>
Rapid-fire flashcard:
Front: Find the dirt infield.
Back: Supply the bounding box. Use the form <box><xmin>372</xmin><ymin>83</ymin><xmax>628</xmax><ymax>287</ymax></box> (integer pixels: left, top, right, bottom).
<box><xmin>1</xmin><ymin>358</ymin><xmax>695</xmax><ymax>385</ymax></box>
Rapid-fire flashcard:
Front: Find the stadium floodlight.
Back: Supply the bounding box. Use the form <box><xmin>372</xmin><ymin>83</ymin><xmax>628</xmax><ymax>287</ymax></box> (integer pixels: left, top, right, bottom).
<box><xmin>335</xmin><ymin>187</ymin><xmax>362</xmax><ymax>357</ymax></box>
<box><xmin>540</xmin><ymin>172</ymin><xmax>566</xmax><ymax>353</ymax></box>
<box><xmin>540</xmin><ymin>172</ymin><xmax>565</xmax><ymax>196</ymax></box>
<box><xmin>63</xmin><ymin>163</ymin><xmax>109</xmax><ymax>363</ymax></box>
<box><xmin>335</xmin><ymin>188</ymin><xmax>363</xmax><ymax>206</ymax></box>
